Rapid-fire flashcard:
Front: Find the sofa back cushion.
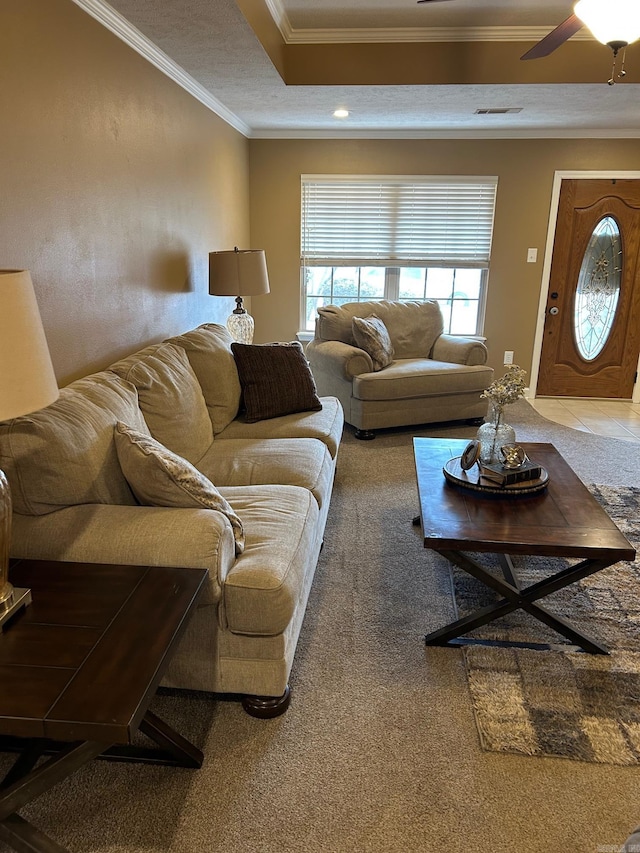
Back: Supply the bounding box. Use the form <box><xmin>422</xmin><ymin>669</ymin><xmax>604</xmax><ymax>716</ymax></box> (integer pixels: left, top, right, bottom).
<box><xmin>109</xmin><ymin>342</ymin><xmax>212</xmax><ymax>464</ymax></box>
<box><xmin>166</xmin><ymin>324</ymin><xmax>241</xmax><ymax>435</ymax></box>
<box><xmin>0</xmin><ymin>372</ymin><xmax>147</xmax><ymax>516</ymax></box>
<box><xmin>316</xmin><ymin>299</ymin><xmax>444</xmax><ymax>359</ymax></box>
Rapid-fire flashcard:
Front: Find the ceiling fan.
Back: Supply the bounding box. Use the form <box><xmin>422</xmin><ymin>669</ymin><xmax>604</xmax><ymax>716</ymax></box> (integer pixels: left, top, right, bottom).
<box><xmin>417</xmin><ymin>0</ymin><xmax>640</xmax><ymax>81</ymax></box>
<box><xmin>518</xmin><ymin>0</ymin><xmax>640</xmax><ymax>61</ymax></box>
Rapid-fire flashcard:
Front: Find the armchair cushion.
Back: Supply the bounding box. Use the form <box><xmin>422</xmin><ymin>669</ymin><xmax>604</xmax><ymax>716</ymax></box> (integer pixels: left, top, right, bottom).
<box><xmin>352</xmin><ymin>315</ymin><xmax>394</xmax><ymax>371</ymax></box>
<box><xmin>114</xmin><ymin>422</ymin><xmax>245</xmax><ymax>555</ymax></box>
<box><xmin>231</xmin><ymin>341</ymin><xmax>322</xmax><ymax>423</ymax></box>
<box><xmin>352</xmin><ymin>360</ymin><xmax>494</xmax><ymax>401</ymax></box>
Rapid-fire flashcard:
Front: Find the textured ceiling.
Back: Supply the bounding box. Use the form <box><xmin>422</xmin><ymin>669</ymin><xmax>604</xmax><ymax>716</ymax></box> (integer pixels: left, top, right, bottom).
<box><xmin>90</xmin><ymin>0</ymin><xmax>640</xmax><ymax>137</ymax></box>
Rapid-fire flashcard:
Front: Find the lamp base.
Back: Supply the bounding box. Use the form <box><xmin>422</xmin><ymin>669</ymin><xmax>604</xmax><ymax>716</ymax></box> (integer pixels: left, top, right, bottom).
<box><xmin>0</xmin><ymin>586</ymin><xmax>32</xmax><ymax>629</ymax></box>
<box><xmin>227</xmin><ymin>311</ymin><xmax>255</xmax><ymax>344</ymax></box>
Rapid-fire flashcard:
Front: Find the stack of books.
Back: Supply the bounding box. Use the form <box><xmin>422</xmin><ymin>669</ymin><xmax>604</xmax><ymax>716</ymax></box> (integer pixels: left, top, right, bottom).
<box><xmin>479</xmin><ymin>458</ymin><xmax>542</xmax><ymax>486</ymax></box>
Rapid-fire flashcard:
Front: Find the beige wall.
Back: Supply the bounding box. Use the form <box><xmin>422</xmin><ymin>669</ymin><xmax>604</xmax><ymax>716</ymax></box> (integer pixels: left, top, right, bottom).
<box><xmin>6</xmin><ymin>0</ymin><xmax>640</xmax><ymax>387</ymax></box>
<box><xmin>249</xmin><ymin>138</ymin><xmax>640</xmax><ymax>378</ymax></box>
<box><xmin>1</xmin><ymin>0</ymin><xmax>250</xmax><ymax>385</ymax></box>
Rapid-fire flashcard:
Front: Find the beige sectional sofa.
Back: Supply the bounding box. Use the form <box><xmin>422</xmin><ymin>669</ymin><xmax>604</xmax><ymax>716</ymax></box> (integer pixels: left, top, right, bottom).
<box><xmin>0</xmin><ymin>324</ymin><xmax>343</xmax><ymax>717</ymax></box>
<box><xmin>307</xmin><ymin>300</ymin><xmax>494</xmax><ymax>439</ymax></box>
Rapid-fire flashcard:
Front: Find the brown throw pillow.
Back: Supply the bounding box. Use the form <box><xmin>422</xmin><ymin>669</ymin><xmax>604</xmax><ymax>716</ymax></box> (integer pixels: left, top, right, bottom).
<box><xmin>352</xmin><ymin>315</ymin><xmax>394</xmax><ymax>371</ymax></box>
<box><xmin>231</xmin><ymin>341</ymin><xmax>322</xmax><ymax>423</ymax></box>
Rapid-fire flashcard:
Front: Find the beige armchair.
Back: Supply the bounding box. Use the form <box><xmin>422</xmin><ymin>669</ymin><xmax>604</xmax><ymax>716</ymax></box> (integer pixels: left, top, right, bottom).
<box><xmin>306</xmin><ymin>300</ymin><xmax>494</xmax><ymax>439</ymax></box>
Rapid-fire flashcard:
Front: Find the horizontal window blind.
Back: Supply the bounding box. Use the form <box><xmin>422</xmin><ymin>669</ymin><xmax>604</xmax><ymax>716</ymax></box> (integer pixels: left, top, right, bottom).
<box><xmin>301</xmin><ymin>176</ymin><xmax>498</xmax><ymax>265</ymax></box>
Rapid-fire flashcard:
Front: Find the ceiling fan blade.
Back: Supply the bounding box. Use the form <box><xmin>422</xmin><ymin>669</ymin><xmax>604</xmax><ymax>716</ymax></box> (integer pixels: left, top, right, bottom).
<box><xmin>521</xmin><ymin>14</ymin><xmax>584</xmax><ymax>60</ymax></box>
<box><xmin>417</xmin><ymin>0</ymin><xmax>456</xmax><ymax>4</ymax></box>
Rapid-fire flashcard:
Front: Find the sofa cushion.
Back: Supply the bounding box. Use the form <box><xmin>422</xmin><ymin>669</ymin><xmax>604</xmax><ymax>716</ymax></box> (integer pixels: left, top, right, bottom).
<box><xmin>216</xmin><ymin>484</ymin><xmax>319</xmax><ymax>636</ymax></box>
<box><xmin>352</xmin><ymin>359</ymin><xmax>495</xmax><ymax>402</ymax></box>
<box><xmin>217</xmin><ymin>395</ymin><xmax>344</xmax><ymax>459</ymax></box>
<box><xmin>109</xmin><ymin>342</ymin><xmax>212</xmax><ymax>464</ymax></box>
<box><xmin>0</xmin><ymin>372</ymin><xmax>147</xmax><ymax>516</ymax></box>
<box><xmin>166</xmin><ymin>324</ymin><xmax>241</xmax><ymax>435</ymax></box>
<box><xmin>316</xmin><ymin>300</ymin><xmax>443</xmax><ymax>359</ymax></box>
<box><xmin>352</xmin><ymin>315</ymin><xmax>394</xmax><ymax>371</ymax></box>
<box><xmin>197</xmin><ymin>437</ymin><xmax>333</xmax><ymax>511</ymax></box>
<box><xmin>231</xmin><ymin>341</ymin><xmax>322</xmax><ymax>423</ymax></box>
<box><xmin>114</xmin><ymin>422</ymin><xmax>244</xmax><ymax>555</ymax></box>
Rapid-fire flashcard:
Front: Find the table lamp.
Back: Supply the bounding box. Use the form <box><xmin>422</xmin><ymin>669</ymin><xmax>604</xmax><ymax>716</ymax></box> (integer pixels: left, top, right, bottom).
<box><xmin>208</xmin><ymin>247</ymin><xmax>270</xmax><ymax>344</ymax></box>
<box><xmin>0</xmin><ymin>270</ymin><xmax>59</xmax><ymax>626</ymax></box>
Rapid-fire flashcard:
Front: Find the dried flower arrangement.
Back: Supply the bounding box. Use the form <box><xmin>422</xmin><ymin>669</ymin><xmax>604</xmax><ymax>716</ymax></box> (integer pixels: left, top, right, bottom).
<box><xmin>481</xmin><ymin>365</ymin><xmax>527</xmax><ymax>410</ymax></box>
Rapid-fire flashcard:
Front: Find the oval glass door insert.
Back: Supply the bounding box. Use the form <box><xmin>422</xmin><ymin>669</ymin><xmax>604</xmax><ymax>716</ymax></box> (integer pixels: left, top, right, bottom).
<box><xmin>574</xmin><ymin>216</ymin><xmax>622</xmax><ymax>361</ymax></box>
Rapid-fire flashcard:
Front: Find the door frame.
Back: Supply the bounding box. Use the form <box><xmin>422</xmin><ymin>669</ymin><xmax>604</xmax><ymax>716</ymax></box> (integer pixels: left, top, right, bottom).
<box><xmin>530</xmin><ymin>170</ymin><xmax>640</xmax><ymax>403</ymax></box>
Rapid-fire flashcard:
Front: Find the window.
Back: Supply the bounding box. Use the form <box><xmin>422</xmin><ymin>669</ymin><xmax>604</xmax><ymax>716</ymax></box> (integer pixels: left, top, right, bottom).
<box><xmin>300</xmin><ymin>175</ymin><xmax>498</xmax><ymax>335</ymax></box>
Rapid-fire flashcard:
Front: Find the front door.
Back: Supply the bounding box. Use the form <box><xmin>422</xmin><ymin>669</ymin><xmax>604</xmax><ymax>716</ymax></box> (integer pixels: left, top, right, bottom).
<box><xmin>536</xmin><ymin>178</ymin><xmax>640</xmax><ymax>398</ymax></box>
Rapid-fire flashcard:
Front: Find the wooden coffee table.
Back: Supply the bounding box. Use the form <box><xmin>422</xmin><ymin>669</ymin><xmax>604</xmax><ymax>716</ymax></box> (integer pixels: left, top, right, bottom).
<box><xmin>414</xmin><ymin>438</ymin><xmax>636</xmax><ymax>654</ymax></box>
<box><xmin>0</xmin><ymin>559</ymin><xmax>207</xmax><ymax>853</ymax></box>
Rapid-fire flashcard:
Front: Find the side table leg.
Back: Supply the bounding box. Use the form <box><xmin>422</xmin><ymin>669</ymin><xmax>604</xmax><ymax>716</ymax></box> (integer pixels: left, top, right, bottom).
<box><xmin>0</xmin><ymin>812</ymin><xmax>70</xmax><ymax>853</ymax></box>
<box><xmin>0</xmin><ymin>740</ymin><xmax>107</xmax><ymax>853</ymax></box>
<box><xmin>1</xmin><ymin>740</ymin><xmax>47</xmax><ymax>790</ymax></box>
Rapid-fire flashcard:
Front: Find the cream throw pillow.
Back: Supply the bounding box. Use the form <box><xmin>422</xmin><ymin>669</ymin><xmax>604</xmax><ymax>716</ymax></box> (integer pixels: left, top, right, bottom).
<box><xmin>352</xmin><ymin>315</ymin><xmax>394</xmax><ymax>371</ymax></box>
<box><xmin>114</xmin><ymin>422</ymin><xmax>244</xmax><ymax>555</ymax></box>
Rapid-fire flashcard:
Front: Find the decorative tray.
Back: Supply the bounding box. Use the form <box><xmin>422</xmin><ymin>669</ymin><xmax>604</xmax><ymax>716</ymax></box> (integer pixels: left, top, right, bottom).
<box><xmin>443</xmin><ymin>456</ymin><xmax>549</xmax><ymax>496</ymax></box>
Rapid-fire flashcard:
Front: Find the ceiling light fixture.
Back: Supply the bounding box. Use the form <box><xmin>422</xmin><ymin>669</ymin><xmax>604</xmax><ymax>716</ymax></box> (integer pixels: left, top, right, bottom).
<box><xmin>333</xmin><ymin>108</ymin><xmax>349</xmax><ymax>119</ymax></box>
<box><xmin>574</xmin><ymin>0</ymin><xmax>640</xmax><ymax>83</ymax></box>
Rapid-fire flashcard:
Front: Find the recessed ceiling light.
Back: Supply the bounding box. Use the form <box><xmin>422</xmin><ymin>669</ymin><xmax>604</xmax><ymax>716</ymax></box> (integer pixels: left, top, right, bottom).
<box><xmin>333</xmin><ymin>108</ymin><xmax>349</xmax><ymax>118</ymax></box>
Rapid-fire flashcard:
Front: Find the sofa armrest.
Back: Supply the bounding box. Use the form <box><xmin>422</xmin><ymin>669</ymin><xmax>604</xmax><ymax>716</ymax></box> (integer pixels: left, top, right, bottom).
<box><xmin>307</xmin><ymin>339</ymin><xmax>373</xmax><ymax>379</ymax></box>
<box><xmin>11</xmin><ymin>504</ymin><xmax>236</xmax><ymax>606</ymax></box>
<box><xmin>431</xmin><ymin>335</ymin><xmax>488</xmax><ymax>366</ymax></box>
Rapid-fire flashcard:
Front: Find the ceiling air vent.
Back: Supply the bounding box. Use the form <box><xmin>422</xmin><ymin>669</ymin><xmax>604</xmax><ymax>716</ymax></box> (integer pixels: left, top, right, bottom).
<box><xmin>475</xmin><ymin>108</ymin><xmax>523</xmax><ymax>115</ymax></box>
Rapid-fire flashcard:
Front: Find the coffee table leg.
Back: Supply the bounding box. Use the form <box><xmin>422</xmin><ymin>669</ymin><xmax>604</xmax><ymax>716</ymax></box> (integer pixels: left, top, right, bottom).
<box><xmin>425</xmin><ymin>549</ymin><xmax>612</xmax><ymax>654</ymax></box>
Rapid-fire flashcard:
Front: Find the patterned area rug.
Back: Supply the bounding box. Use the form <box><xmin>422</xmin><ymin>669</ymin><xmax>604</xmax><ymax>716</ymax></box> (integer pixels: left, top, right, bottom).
<box><xmin>453</xmin><ymin>484</ymin><xmax>640</xmax><ymax>765</ymax></box>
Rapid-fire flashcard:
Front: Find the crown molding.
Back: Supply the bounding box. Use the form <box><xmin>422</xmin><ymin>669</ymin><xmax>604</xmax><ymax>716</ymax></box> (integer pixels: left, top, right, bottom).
<box><xmin>249</xmin><ymin>128</ymin><xmax>640</xmax><ymax>140</ymax></box>
<box><xmin>283</xmin><ymin>26</ymin><xmax>594</xmax><ymax>45</ymax></box>
<box><xmin>264</xmin><ymin>0</ymin><xmax>291</xmax><ymax>40</ymax></box>
<box><xmin>70</xmin><ymin>0</ymin><xmax>251</xmax><ymax>137</ymax></box>
<box><xmin>263</xmin><ymin>0</ymin><xmax>592</xmax><ymax>45</ymax></box>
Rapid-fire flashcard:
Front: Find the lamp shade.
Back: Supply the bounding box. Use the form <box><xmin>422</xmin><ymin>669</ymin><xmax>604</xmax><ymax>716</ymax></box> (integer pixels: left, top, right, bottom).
<box><xmin>0</xmin><ymin>270</ymin><xmax>59</xmax><ymax>421</ymax></box>
<box><xmin>575</xmin><ymin>0</ymin><xmax>640</xmax><ymax>45</ymax></box>
<box><xmin>208</xmin><ymin>248</ymin><xmax>270</xmax><ymax>298</ymax></box>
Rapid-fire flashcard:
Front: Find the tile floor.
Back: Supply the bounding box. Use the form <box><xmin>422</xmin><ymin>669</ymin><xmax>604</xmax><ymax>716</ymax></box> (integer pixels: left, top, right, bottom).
<box><xmin>528</xmin><ymin>397</ymin><xmax>640</xmax><ymax>444</ymax></box>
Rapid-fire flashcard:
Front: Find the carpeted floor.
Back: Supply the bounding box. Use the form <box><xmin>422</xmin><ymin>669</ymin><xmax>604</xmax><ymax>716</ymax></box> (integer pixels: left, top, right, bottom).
<box><xmin>2</xmin><ymin>400</ymin><xmax>640</xmax><ymax>853</ymax></box>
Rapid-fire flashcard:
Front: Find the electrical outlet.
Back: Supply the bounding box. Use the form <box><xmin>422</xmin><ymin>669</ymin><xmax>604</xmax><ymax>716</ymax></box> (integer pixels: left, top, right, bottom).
<box><xmin>504</xmin><ymin>351</ymin><xmax>514</xmax><ymax>365</ymax></box>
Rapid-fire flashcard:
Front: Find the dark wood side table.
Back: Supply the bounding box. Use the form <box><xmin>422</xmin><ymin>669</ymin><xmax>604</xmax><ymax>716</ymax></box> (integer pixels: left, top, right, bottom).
<box><xmin>414</xmin><ymin>438</ymin><xmax>636</xmax><ymax>654</ymax></box>
<box><xmin>0</xmin><ymin>559</ymin><xmax>208</xmax><ymax>853</ymax></box>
